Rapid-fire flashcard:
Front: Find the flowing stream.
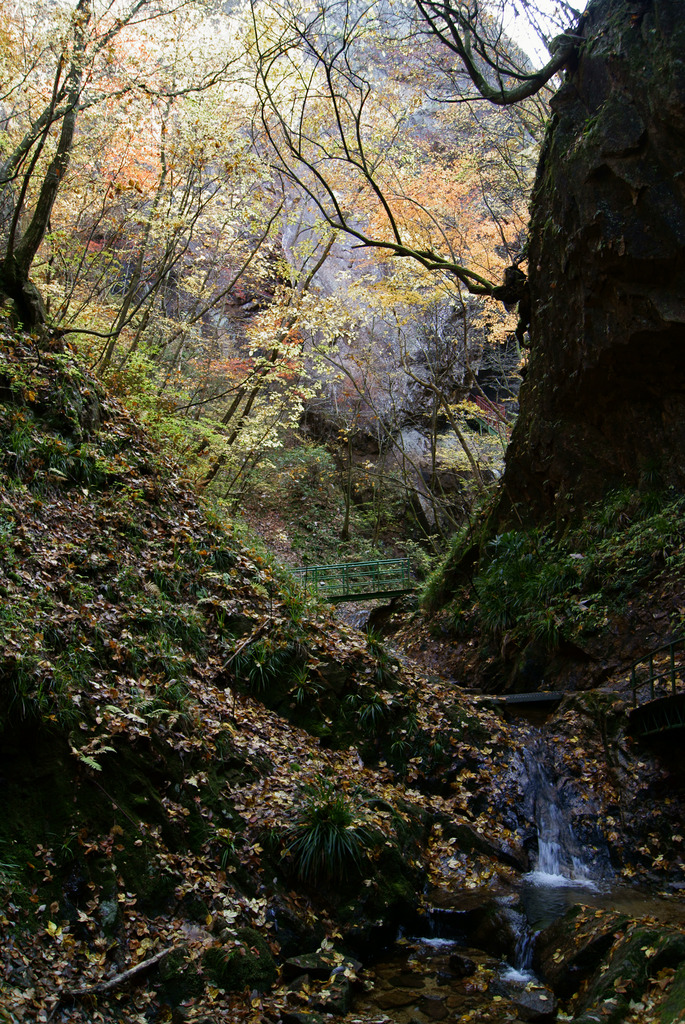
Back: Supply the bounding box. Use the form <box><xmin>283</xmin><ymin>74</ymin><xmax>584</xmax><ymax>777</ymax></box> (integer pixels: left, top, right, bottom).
<box><xmin>355</xmin><ymin>729</ymin><xmax>611</xmax><ymax>1021</ymax></box>
<box><xmin>352</xmin><ymin>724</ymin><xmax>685</xmax><ymax>1023</ymax></box>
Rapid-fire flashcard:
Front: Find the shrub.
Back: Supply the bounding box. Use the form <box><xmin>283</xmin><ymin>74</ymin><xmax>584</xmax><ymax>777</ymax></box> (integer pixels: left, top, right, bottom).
<box><xmin>365</xmin><ymin>627</ymin><xmax>396</xmax><ymax>685</ymax></box>
<box><xmin>474</xmin><ymin>530</ymin><xmax>579</xmax><ymax>647</ymax></box>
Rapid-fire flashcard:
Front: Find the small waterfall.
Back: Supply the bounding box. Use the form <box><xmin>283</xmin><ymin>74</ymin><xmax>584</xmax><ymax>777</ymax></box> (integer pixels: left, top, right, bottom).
<box><xmin>530</xmin><ymin>766</ymin><xmax>594</xmax><ymax>885</ymax></box>
<box><xmin>516</xmin><ymin>735</ymin><xmax>614</xmax><ymax>933</ymax></box>
<box><xmin>500</xmin><ymin>905</ymin><xmax>537</xmax><ymax>983</ymax></box>
<box><xmin>513</xmin><ymin>918</ymin><xmax>536</xmax><ymax>972</ymax></box>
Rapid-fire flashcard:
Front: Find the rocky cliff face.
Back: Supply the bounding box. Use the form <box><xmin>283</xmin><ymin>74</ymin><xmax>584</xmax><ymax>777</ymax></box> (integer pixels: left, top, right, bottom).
<box><xmin>498</xmin><ymin>0</ymin><xmax>685</xmax><ymax>526</ymax></box>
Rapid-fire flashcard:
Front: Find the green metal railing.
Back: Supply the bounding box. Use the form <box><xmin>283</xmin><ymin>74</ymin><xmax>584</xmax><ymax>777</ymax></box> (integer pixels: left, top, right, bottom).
<box><xmin>631</xmin><ymin>637</ymin><xmax>685</xmax><ymax>706</ymax></box>
<box><xmin>292</xmin><ymin>557</ymin><xmax>414</xmax><ymax>602</ymax></box>
<box><xmin>629</xmin><ymin>637</ymin><xmax>685</xmax><ymax>738</ymax></box>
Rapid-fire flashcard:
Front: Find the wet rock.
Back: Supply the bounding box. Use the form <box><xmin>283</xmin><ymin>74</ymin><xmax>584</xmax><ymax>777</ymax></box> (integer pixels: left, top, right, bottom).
<box><xmin>285</xmin><ymin>973</ymin><xmax>310</xmax><ymax>995</ymax></box>
<box><xmin>341</xmin><ymin>918</ymin><xmax>399</xmax><ymax>958</ymax></box>
<box><xmin>389</xmin><ymin>970</ymin><xmax>426</xmax><ymax>988</ymax></box>
<box><xmin>433</xmin><ymin>816</ymin><xmax>526</xmax><ymax>871</ymax></box>
<box><xmin>426</xmin><ymin>891</ymin><xmax>519</xmax><ymax>957</ymax></box>
<box><xmin>573</xmin><ymin>923</ymin><xmax>685</xmax><ymax>1024</ymax></box>
<box><xmin>311</xmin><ymin>976</ymin><xmax>353</xmax><ymax>1015</ymax></box>
<box><xmin>508</xmin><ymin>986</ymin><xmax>557</xmax><ymax>1023</ymax></box>
<box><xmin>659</xmin><ymin>961</ymin><xmax>685</xmax><ymax>1023</ymax></box>
<box><xmin>270</xmin><ymin>899</ymin><xmax>321</xmax><ymax>960</ymax></box>
<box><xmin>468</xmin><ymin>907</ymin><xmax>521</xmax><ymax>960</ymax></box>
<box><xmin>448</xmin><ymin>953</ymin><xmax>477</xmax><ymax>978</ymax></box>
<box><xmin>418</xmin><ymin>992</ymin><xmax>449</xmax><ymax>1019</ymax></box>
<box><xmin>376</xmin><ymin>989</ymin><xmax>422</xmax><ymax>1009</ymax></box>
<box><xmin>534</xmin><ymin>907</ymin><xmax>625</xmax><ymax>998</ymax></box>
<box><xmin>280</xmin><ymin>1012</ymin><xmax>327</xmax><ymax>1024</ymax></box>
<box><xmin>283</xmin><ymin>951</ymin><xmax>361</xmax><ymax>982</ymax></box>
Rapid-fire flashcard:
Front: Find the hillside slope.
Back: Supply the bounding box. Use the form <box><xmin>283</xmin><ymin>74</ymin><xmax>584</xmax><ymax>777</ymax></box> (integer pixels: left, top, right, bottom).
<box><xmin>2</xmin><ymin>328</ymin><xmax>685</xmax><ymax>1024</ymax></box>
<box><xmin>0</xmin><ymin>330</ymin><xmax>524</xmax><ymax>1022</ymax></box>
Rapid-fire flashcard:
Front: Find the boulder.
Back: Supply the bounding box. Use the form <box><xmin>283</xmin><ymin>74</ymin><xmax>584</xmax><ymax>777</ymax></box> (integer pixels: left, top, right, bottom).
<box><xmin>283</xmin><ymin>951</ymin><xmax>362</xmax><ymax>982</ymax></box>
<box><xmin>534</xmin><ymin>906</ymin><xmax>624</xmax><ymax>998</ymax></box>
<box><xmin>509</xmin><ymin>985</ymin><xmax>557</xmax><ymax>1023</ymax></box>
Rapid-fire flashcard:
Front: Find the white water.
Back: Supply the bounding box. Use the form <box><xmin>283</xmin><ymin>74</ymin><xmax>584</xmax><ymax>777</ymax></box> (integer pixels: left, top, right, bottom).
<box><xmin>524</xmin><ymin>741</ymin><xmax>604</xmax><ymax>889</ymax></box>
<box><xmin>528</xmin><ymin>815</ymin><xmax>598</xmax><ymax>889</ymax></box>
<box><xmin>500</xmin><ymin>905</ymin><xmax>538</xmax><ymax>982</ymax></box>
<box><xmin>503</xmin><ymin>735</ymin><xmax>613</xmax><ymax>964</ymax></box>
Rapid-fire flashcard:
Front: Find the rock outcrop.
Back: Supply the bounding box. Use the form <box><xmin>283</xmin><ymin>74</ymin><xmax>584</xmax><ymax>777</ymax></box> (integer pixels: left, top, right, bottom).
<box><xmin>499</xmin><ymin>0</ymin><xmax>685</xmax><ymax>526</ymax></box>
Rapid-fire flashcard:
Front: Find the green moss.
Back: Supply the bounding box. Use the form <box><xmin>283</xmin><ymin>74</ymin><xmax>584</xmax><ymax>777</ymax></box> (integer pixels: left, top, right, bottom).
<box><xmin>578</xmin><ymin>926</ymin><xmax>685</xmax><ymax>1024</ymax></box>
<box><xmin>660</xmin><ymin>961</ymin><xmax>685</xmax><ymax>1023</ymax></box>
<box><xmin>202</xmin><ymin>927</ymin><xmax>277</xmax><ymax>992</ymax></box>
<box><xmin>421</xmin><ymin>487</ymin><xmax>685</xmax><ymax>663</ymax></box>
<box><xmin>158</xmin><ymin>948</ymin><xmax>204</xmax><ymax>1006</ymax></box>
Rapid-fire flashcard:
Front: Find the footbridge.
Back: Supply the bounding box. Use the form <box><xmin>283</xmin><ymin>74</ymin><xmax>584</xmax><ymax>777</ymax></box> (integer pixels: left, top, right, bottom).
<box><xmin>292</xmin><ymin>557</ymin><xmax>415</xmax><ymax>603</ymax></box>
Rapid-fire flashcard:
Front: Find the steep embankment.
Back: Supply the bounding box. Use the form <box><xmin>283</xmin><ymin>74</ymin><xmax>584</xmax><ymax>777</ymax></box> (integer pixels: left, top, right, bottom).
<box><xmin>2</xmin><ymin>330</ymin><xmax>685</xmax><ymax>1024</ymax></box>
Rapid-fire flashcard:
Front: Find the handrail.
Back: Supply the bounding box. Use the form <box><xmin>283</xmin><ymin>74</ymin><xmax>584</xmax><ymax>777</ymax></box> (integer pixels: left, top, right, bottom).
<box><xmin>292</xmin><ymin>557</ymin><xmax>413</xmax><ymax>601</ymax></box>
<box><xmin>293</xmin><ymin>558</ymin><xmax>409</xmax><ymax>572</ymax></box>
<box><xmin>631</xmin><ymin>637</ymin><xmax>685</xmax><ymax>707</ymax></box>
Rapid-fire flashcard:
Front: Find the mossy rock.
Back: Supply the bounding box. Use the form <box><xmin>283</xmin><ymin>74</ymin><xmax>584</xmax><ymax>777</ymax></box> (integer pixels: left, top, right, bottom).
<box><xmin>534</xmin><ymin>907</ymin><xmax>626</xmax><ymax>999</ymax></box>
<box><xmin>312</xmin><ymin>975</ymin><xmax>353</xmax><ymax>1015</ymax></box>
<box><xmin>372</xmin><ymin>862</ymin><xmax>417</xmax><ymax>916</ymax></box>
<box><xmin>574</xmin><ymin>925</ymin><xmax>685</xmax><ymax>1024</ymax></box>
<box><xmin>178</xmin><ymin>892</ymin><xmax>210</xmax><ymax>924</ymax></box>
<box><xmin>157</xmin><ymin>948</ymin><xmax>204</xmax><ymax>1006</ymax></box>
<box><xmin>283</xmin><ymin>951</ymin><xmax>361</xmax><ymax>981</ymax></box>
<box><xmin>336</xmin><ymin>839</ymin><xmax>422</xmax><ymax>937</ymax></box>
<box><xmin>203</xmin><ymin>926</ymin><xmax>277</xmax><ymax>993</ymax></box>
<box><xmin>660</xmin><ymin>961</ymin><xmax>685</xmax><ymax>1024</ymax></box>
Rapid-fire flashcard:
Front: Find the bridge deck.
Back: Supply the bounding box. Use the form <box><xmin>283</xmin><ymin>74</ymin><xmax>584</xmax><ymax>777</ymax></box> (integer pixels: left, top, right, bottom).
<box><xmin>292</xmin><ymin>557</ymin><xmax>414</xmax><ymax>603</ymax></box>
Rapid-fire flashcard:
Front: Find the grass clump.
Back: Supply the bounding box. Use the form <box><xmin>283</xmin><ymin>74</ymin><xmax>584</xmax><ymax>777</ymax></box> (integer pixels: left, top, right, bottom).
<box><xmin>283</xmin><ymin>778</ymin><xmax>374</xmax><ymax>883</ymax></box>
<box><xmin>233</xmin><ymin>636</ymin><xmax>289</xmax><ymax>694</ymax></box>
<box><xmin>475</xmin><ymin>529</ymin><xmax>580</xmax><ymax>648</ymax></box>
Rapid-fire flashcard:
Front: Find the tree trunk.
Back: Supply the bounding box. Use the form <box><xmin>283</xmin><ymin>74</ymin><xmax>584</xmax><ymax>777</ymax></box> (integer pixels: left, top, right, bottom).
<box><xmin>0</xmin><ymin>256</ymin><xmax>47</xmax><ymax>329</ymax></box>
<box><xmin>0</xmin><ymin>0</ymin><xmax>89</xmax><ymax>331</ymax></box>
